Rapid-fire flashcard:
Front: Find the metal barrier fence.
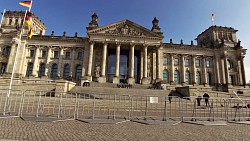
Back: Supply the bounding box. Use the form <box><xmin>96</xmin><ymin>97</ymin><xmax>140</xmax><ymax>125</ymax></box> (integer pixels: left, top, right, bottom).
<box><xmin>76</xmin><ymin>93</ymin><xmax>130</xmax><ymax>120</ymax></box>
<box><xmin>182</xmin><ymin>97</ymin><xmax>227</xmax><ymax>121</ymax></box>
<box><xmin>226</xmin><ymin>98</ymin><xmax>250</xmax><ymax>122</ymax></box>
<box><xmin>1</xmin><ymin>89</ymin><xmax>250</xmax><ymax>123</ymax></box>
<box><xmin>21</xmin><ymin>90</ymin><xmax>77</xmax><ymax>119</ymax></box>
<box><xmin>0</xmin><ymin>89</ymin><xmax>23</xmax><ymax>117</ymax></box>
<box><xmin>130</xmin><ymin>95</ymin><xmax>181</xmax><ymax>121</ymax></box>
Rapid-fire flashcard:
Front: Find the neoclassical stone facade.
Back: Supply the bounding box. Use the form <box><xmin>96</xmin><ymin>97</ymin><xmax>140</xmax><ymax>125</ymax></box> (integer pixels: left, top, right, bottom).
<box><xmin>0</xmin><ymin>11</ymin><xmax>247</xmax><ymax>89</ymax></box>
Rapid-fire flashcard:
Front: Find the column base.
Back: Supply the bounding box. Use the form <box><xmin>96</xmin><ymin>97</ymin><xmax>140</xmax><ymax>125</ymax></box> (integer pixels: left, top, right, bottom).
<box><xmin>141</xmin><ymin>77</ymin><xmax>150</xmax><ymax>85</ymax></box>
<box><xmin>113</xmin><ymin>76</ymin><xmax>119</xmax><ymax>84</ymax></box>
<box><xmin>98</xmin><ymin>76</ymin><xmax>106</xmax><ymax>83</ymax></box>
<box><xmin>155</xmin><ymin>78</ymin><xmax>162</xmax><ymax>83</ymax></box>
<box><xmin>86</xmin><ymin>76</ymin><xmax>92</xmax><ymax>81</ymax></box>
<box><xmin>128</xmin><ymin>78</ymin><xmax>135</xmax><ymax>84</ymax></box>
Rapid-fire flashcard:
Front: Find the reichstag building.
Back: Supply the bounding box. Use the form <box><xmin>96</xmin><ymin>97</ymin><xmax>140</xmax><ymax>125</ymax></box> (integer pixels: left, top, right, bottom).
<box><xmin>0</xmin><ymin>11</ymin><xmax>247</xmax><ymax>90</ymax></box>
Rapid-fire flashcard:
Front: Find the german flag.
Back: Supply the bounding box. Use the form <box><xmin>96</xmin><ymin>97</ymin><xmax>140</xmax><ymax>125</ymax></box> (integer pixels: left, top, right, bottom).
<box><xmin>24</xmin><ymin>14</ymin><xmax>31</xmax><ymax>30</ymax></box>
<box><xmin>19</xmin><ymin>1</ymin><xmax>31</xmax><ymax>8</ymax></box>
<box><xmin>28</xmin><ymin>28</ymin><xmax>33</xmax><ymax>38</ymax></box>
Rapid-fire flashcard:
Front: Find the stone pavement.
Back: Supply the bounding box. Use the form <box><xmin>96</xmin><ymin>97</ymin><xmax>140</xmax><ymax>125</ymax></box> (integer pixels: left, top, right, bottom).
<box><xmin>0</xmin><ymin>118</ymin><xmax>250</xmax><ymax>141</ymax></box>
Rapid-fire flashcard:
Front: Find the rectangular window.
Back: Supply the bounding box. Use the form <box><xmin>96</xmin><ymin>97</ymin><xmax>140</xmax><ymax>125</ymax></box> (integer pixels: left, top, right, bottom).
<box><xmin>195</xmin><ymin>59</ymin><xmax>200</xmax><ymax>67</ymax></box>
<box><xmin>185</xmin><ymin>58</ymin><xmax>190</xmax><ymax>66</ymax></box>
<box><xmin>174</xmin><ymin>58</ymin><xmax>179</xmax><ymax>65</ymax></box>
<box><xmin>206</xmin><ymin>60</ymin><xmax>211</xmax><ymax>67</ymax></box>
<box><xmin>77</xmin><ymin>52</ymin><xmax>82</xmax><ymax>60</ymax></box>
<box><xmin>163</xmin><ymin>57</ymin><xmax>168</xmax><ymax>65</ymax></box>
<box><xmin>30</xmin><ymin>50</ymin><xmax>35</xmax><ymax>57</ymax></box>
<box><xmin>54</xmin><ymin>51</ymin><xmax>59</xmax><ymax>59</ymax></box>
<box><xmin>65</xmin><ymin>52</ymin><xmax>71</xmax><ymax>59</ymax></box>
<box><xmin>42</xmin><ymin>50</ymin><xmax>47</xmax><ymax>58</ymax></box>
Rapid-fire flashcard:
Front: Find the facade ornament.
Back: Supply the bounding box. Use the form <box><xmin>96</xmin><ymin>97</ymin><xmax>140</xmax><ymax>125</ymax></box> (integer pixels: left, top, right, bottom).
<box><xmin>74</xmin><ymin>32</ymin><xmax>78</xmax><ymax>38</ymax></box>
<box><xmin>87</xmin><ymin>12</ymin><xmax>99</xmax><ymax>30</ymax></box>
<box><xmin>170</xmin><ymin>39</ymin><xmax>173</xmax><ymax>44</ymax></box>
<box><xmin>105</xmin><ymin>24</ymin><xmax>144</xmax><ymax>36</ymax></box>
<box><xmin>94</xmin><ymin>64</ymin><xmax>100</xmax><ymax>78</ymax></box>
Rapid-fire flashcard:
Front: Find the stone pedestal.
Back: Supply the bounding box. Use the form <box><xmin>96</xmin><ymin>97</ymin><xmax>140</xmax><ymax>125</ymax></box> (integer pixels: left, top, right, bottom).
<box><xmin>98</xmin><ymin>76</ymin><xmax>106</xmax><ymax>83</ymax></box>
<box><xmin>86</xmin><ymin>76</ymin><xmax>92</xmax><ymax>81</ymax></box>
<box><xmin>113</xmin><ymin>77</ymin><xmax>119</xmax><ymax>84</ymax></box>
<box><xmin>128</xmin><ymin>78</ymin><xmax>135</xmax><ymax>84</ymax></box>
<box><xmin>141</xmin><ymin>77</ymin><xmax>150</xmax><ymax>85</ymax></box>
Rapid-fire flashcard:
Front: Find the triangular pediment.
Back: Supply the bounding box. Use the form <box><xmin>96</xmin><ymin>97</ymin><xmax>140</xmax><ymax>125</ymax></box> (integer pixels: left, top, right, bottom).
<box><xmin>87</xmin><ymin>20</ymin><xmax>163</xmax><ymax>39</ymax></box>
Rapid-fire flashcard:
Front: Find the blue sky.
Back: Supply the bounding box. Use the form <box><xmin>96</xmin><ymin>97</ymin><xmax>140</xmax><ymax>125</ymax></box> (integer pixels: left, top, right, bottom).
<box><xmin>1</xmin><ymin>0</ymin><xmax>250</xmax><ymax>82</ymax></box>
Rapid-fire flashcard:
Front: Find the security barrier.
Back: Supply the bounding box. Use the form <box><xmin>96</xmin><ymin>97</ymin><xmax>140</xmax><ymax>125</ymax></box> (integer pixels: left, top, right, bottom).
<box><xmin>130</xmin><ymin>95</ymin><xmax>181</xmax><ymax>121</ymax></box>
<box><xmin>76</xmin><ymin>93</ymin><xmax>130</xmax><ymax>120</ymax></box>
<box><xmin>0</xmin><ymin>89</ymin><xmax>23</xmax><ymax>117</ymax></box>
<box><xmin>21</xmin><ymin>90</ymin><xmax>77</xmax><ymax>119</ymax></box>
<box><xmin>0</xmin><ymin>89</ymin><xmax>250</xmax><ymax>125</ymax></box>
<box><xmin>182</xmin><ymin>97</ymin><xmax>227</xmax><ymax>122</ymax></box>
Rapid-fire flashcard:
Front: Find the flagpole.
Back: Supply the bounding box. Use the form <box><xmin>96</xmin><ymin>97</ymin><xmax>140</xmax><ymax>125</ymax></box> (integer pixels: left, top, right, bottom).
<box><xmin>6</xmin><ymin>10</ymin><xmax>28</xmax><ymax>97</ymax></box>
<box><xmin>0</xmin><ymin>9</ymin><xmax>6</xmax><ymax>29</ymax></box>
<box><xmin>29</xmin><ymin>0</ymin><xmax>33</xmax><ymax>12</ymax></box>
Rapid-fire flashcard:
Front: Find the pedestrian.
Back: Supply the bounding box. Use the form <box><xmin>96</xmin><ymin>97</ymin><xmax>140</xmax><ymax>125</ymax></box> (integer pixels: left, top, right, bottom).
<box><xmin>196</xmin><ymin>96</ymin><xmax>202</xmax><ymax>106</ymax></box>
<box><xmin>168</xmin><ymin>93</ymin><xmax>172</xmax><ymax>103</ymax></box>
<box><xmin>203</xmin><ymin>93</ymin><xmax>210</xmax><ymax>107</ymax></box>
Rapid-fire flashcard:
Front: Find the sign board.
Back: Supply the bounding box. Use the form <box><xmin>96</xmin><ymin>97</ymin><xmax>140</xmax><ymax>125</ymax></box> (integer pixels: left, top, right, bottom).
<box><xmin>150</xmin><ymin>97</ymin><xmax>158</xmax><ymax>104</ymax></box>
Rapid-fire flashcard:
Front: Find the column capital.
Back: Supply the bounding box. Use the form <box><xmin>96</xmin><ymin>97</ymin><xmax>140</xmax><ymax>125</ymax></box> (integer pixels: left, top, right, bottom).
<box><xmin>89</xmin><ymin>40</ymin><xmax>95</xmax><ymax>46</ymax></box>
<box><xmin>143</xmin><ymin>44</ymin><xmax>149</xmax><ymax>48</ymax></box>
<box><xmin>102</xmin><ymin>41</ymin><xmax>108</xmax><ymax>46</ymax></box>
<box><xmin>116</xmin><ymin>42</ymin><xmax>121</xmax><ymax>46</ymax></box>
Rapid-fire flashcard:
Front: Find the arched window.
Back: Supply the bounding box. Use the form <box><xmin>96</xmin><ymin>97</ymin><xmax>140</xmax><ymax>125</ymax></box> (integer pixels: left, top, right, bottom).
<box><xmin>63</xmin><ymin>64</ymin><xmax>70</xmax><ymax>79</ymax></box>
<box><xmin>227</xmin><ymin>59</ymin><xmax>233</xmax><ymax>69</ymax></box>
<box><xmin>38</xmin><ymin>63</ymin><xmax>46</xmax><ymax>77</ymax></box>
<box><xmin>163</xmin><ymin>69</ymin><xmax>169</xmax><ymax>82</ymax></box>
<box><xmin>26</xmin><ymin>62</ymin><xmax>33</xmax><ymax>77</ymax></box>
<box><xmin>75</xmin><ymin>65</ymin><xmax>82</xmax><ymax>80</ymax></box>
<box><xmin>50</xmin><ymin>63</ymin><xmax>58</xmax><ymax>79</ymax></box>
<box><xmin>185</xmin><ymin>71</ymin><xmax>191</xmax><ymax>84</ymax></box>
<box><xmin>9</xmin><ymin>19</ymin><xmax>12</xmax><ymax>25</ymax></box>
<box><xmin>174</xmin><ymin>70</ymin><xmax>180</xmax><ymax>84</ymax></box>
<box><xmin>2</xmin><ymin>46</ymin><xmax>11</xmax><ymax>56</ymax></box>
<box><xmin>196</xmin><ymin>71</ymin><xmax>201</xmax><ymax>85</ymax></box>
<box><xmin>207</xmin><ymin>72</ymin><xmax>211</xmax><ymax>85</ymax></box>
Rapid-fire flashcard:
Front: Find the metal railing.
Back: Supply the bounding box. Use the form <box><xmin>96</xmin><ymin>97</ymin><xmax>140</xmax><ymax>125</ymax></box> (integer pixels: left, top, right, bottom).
<box><xmin>0</xmin><ymin>89</ymin><xmax>249</xmax><ymax>123</ymax></box>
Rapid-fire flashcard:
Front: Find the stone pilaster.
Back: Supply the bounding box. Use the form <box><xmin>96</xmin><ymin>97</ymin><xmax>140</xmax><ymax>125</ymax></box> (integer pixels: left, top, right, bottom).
<box><xmin>156</xmin><ymin>47</ymin><xmax>162</xmax><ymax>82</ymax></box>
<box><xmin>113</xmin><ymin>43</ymin><xmax>121</xmax><ymax>84</ymax></box>
<box><xmin>181</xmin><ymin>55</ymin><xmax>185</xmax><ymax>85</ymax></box>
<box><xmin>70</xmin><ymin>48</ymin><xmax>75</xmax><ymax>79</ymax></box>
<box><xmin>170</xmin><ymin>54</ymin><xmax>174</xmax><ymax>84</ymax></box>
<box><xmin>58</xmin><ymin>47</ymin><xmax>64</xmax><ymax>78</ymax></box>
<box><xmin>223</xmin><ymin>56</ymin><xmax>229</xmax><ymax>84</ymax></box>
<box><xmin>32</xmin><ymin>46</ymin><xmax>40</xmax><ymax>77</ymax></box>
<box><xmin>45</xmin><ymin>47</ymin><xmax>52</xmax><ymax>77</ymax></box>
<box><xmin>191</xmin><ymin>55</ymin><xmax>196</xmax><ymax>84</ymax></box>
<box><xmin>240</xmin><ymin>56</ymin><xmax>246</xmax><ymax>85</ymax></box>
<box><xmin>128</xmin><ymin>44</ymin><xmax>135</xmax><ymax>84</ymax></box>
<box><xmin>6</xmin><ymin>41</ymin><xmax>17</xmax><ymax>74</ymax></box>
<box><xmin>202</xmin><ymin>56</ymin><xmax>208</xmax><ymax>86</ymax></box>
<box><xmin>99</xmin><ymin>42</ymin><xmax>108</xmax><ymax>83</ymax></box>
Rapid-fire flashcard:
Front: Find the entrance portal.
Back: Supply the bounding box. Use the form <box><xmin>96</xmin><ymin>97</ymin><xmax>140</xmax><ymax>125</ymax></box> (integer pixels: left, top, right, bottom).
<box><xmin>107</xmin><ymin>49</ymin><xmax>140</xmax><ymax>83</ymax></box>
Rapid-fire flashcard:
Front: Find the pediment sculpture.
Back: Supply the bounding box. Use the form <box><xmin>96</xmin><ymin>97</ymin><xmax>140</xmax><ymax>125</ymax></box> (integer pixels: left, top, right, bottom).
<box><xmin>105</xmin><ymin>24</ymin><xmax>144</xmax><ymax>36</ymax></box>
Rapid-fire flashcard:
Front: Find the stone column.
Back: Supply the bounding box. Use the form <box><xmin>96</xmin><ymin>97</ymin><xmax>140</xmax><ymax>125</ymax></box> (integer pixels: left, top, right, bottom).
<box><xmin>87</xmin><ymin>42</ymin><xmax>94</xmax><ymax>81</ymax></box>
<box><xmin>70</xmin><ymin>48</ymin><xmax>75</xmax><ymax>79</ymax></box>
<box><xmin>237</xmin><ymin>57</ymin><xmax>243</xmax><ymax>85</ymax></box>
<box><xmin>32</xmin><ymin>46</ymin><xmax>40</xmax><ymax>77</ymax></box>
<box><xmin>156</xmin><ymin>47</ymin><xmax>162</xmax><ymax>82</ymax></box>
<box><xmin>99</xmin><ymin>42</ymin><xmax>108</xmax><ymax>83</ymax></box>
<box><xmin>6</xmin><ymin>41</ymin><xmax>17</xmax><ymax>74</ymax></box>
<box><xmin>58</xmin><ymin>47</ymin><xmax>64</xmax><ymax>78</ymax></box>
<box><xmin>45</xmin><ymin>47</ymin><xmax>52</xmax><ymax>78</ymax></box>
<box><xmin>220</xmin><ymin>57</ymin><xmax>226</xmax><ymax>84</ymax></box>
<box><xmin>128</xmin><ymin>44</ymin><xmax>135</xmax><ymax>84</ymax></box>
<box><xmin>142</xmin><ymin>45</ymin><xmax>149</xmax><ymax>84</ymax></box>
<box><xmin>213</xmin><ymin>56</ymin><xmax>220</xmax><ymax>85</ymax></box>
<box><xmin>113</xmin><ymin>43</ymin><xmax>120</xmax><ymax>84</ymax></box>
<box><xmin>223</xmin><ymin>56</ymin><xmax>229</xmax><ymax>84</ymax></box>
<box><xmin>181</xmin><ymin>55</ymin><xmax>185</xmax><ymax>85</ymax></box>
<box><xmin>240</xmin><ymin>56</ymin><xmax>246</xmax><ymax>86</ymax></box>
<box><xmin>170</xmin><ymin>54</ymin><xmax>174</xmax><ymax>84</ymax></box>
<box><xmin>191</xmin><ymin>55</ymin><xmax>196</xmax><ymax>85</ymax></box>
<box><xmin>202</xmin><ymin>56</ymin><xmax>207</xmax><ymax>86</ymax></box>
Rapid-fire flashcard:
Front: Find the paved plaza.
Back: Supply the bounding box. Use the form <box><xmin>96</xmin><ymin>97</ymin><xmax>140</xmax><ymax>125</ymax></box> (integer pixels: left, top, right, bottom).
<box><xmin>0</xmin><ymin>117</ymin><xmax>249</xmax><ymax>141</ymax></box>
